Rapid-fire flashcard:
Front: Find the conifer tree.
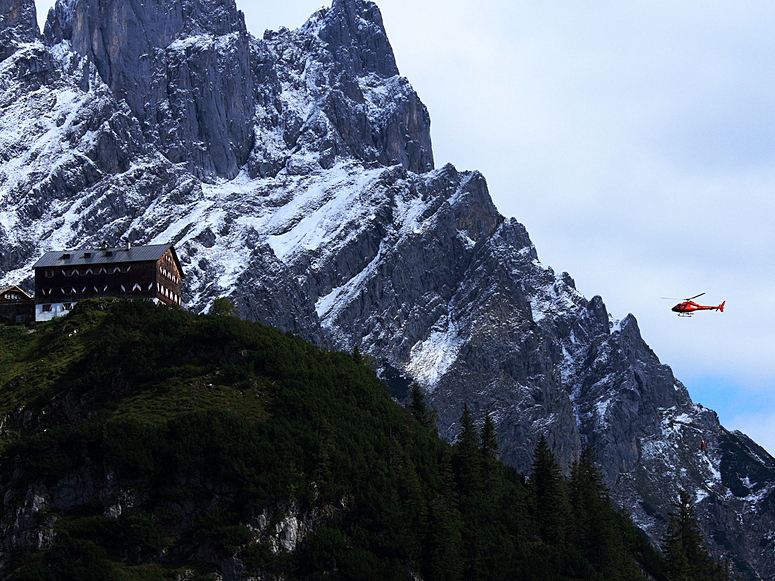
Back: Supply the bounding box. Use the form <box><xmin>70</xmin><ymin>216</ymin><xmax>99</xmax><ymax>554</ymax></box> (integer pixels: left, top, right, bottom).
<box><xmin>530</xmin><ymin>435</ymin><xmax>569</xmax><ymax>545</ymax></box>
<box><xmin>480</xmin><ymin>414</ymin><xmax>499</xmax><ymax>460</ymax></box>
<box><xmin>478</xmin><ymin>414</ymin><xmax>501</xmax><ymax>503</ymax></box>
<box><xmin>454</xmin><ymin>404</ymin><xmax>482</xmax><ymax>497</ymax></box>
<box><xmin>664</xmin><ymin>489</ymin><xmax>734</xmax><ymax>581</ymax></box>
<box><xmin>568</xmin><ymin>446</ymin><xmax>640</xmax><ymax>580</ymax></box>
<box><xmin>425</xmin><ymin>448</ymin><xmax>464</xmax><ymax>581</ymax></box>
<box><xmin>453</xmin><ymin>405</ymin><xmax>490</xmax><ymax>580</ymax></box>
<box><xmin>409</xmin><ymin>382</ymin><xmax>435</xmax><ymax>430</ymax></box>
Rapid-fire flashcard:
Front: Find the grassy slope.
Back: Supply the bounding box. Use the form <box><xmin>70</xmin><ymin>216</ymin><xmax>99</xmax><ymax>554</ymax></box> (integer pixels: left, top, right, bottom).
<box><xmin>0</xmin><ymin>300</ymin><xmax>664</xmax><ymax>581</ymax></box>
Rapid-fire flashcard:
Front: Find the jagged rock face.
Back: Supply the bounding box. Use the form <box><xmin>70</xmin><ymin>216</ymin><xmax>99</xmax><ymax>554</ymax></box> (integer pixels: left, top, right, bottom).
<box><xmin>318</xmin><ymin>0</ymin><xmax>399</xmax><ymax>78</ymax></box>
<box><xmin>0</xmin><ymin>0</ymin><xmax>39</xmax><ymax>60</ymax></box>
<box><xmin>251</xmin><ymin>0</ymin><xmax>433</xmax><ymax>177</ymax></box>
<box><xmin>1</xmin><ymin>0</ymin><xmax>774</xmax><ymax>578</ymax></box>
<box><xmin>41</xmin><ymin>0</ymin><xmax>432</xmax><ymax>180</ymax></box>
<box><xmin>0</xmin><ymin>30</ymin><xmax>198</xmax><ymax>273</ymax></box>
<box><xmin>44</xmin><ymin>0</ymin><xmax>255</xmax><ymax>179</ymax></box>
<box><xmin>563</xmin><ymin>314</ymin><xmax>692</xmax><ymax>483</ymax></box>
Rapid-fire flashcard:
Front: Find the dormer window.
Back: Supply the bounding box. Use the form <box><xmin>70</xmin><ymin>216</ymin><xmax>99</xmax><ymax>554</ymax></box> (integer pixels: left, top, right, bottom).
<box><xmin>61</xmin><ymin>253</ymin><xmax>71</xmax><ymax>260</ymax></box>
<box><xmin>84</xmin><ymin>252</ymin><xmax>92</xmax><ymax>258</ymax></box>
<box><xmin>105</xmin><ymin>251</ymin><xmax>113</xmax><ymax>257</ymax></box>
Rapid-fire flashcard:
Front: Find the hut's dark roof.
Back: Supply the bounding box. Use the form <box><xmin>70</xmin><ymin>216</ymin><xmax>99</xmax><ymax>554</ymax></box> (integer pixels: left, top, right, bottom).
<box><xmin>33</xmin><ymin>244</ymin><xmax>184</xmax><ymax>277</ymax></box>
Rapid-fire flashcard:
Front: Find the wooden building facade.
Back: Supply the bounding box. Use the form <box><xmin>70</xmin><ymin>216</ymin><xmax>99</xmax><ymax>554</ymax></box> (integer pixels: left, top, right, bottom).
<box><xmin>33</xmin><ymin>244</ymin><xmax>184</xmax><ymax>322</ymax></box>
<box><xmin>0</xmin><ymin>286</ymin><xmax>35</xmax><ymax>324</ymax></box>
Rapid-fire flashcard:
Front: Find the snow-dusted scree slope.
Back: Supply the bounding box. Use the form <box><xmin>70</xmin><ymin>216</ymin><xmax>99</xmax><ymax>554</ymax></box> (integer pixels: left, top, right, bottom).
<box><xmin>1</xmin><ymin>0</ymin><xmax>774</xmax><ymax>577</ymax></box>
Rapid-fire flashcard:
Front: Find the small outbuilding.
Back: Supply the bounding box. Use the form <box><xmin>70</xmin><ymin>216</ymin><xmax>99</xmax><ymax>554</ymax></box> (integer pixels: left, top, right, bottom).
<box><xmin>0</xmin><ymin>286</ymin><xmax>35</xmax><ymax>324</ymax></box>
<box><xmin>33</xmin><ymin>243</ymin><xmax>184</xmax><ymax>322</ymax></box>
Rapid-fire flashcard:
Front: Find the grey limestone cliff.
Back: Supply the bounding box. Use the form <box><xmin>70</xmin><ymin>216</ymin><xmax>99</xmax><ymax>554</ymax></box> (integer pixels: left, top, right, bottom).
<box><xmin>250</xmin><ymin>0</ymin><xmax>433</xmax><ymax>178</ymax></box>
<box><xmin>44</xmin><ymin>0</ymin><xmax>256</xmax><ymax>179</ymax></box>
<box><xmin>0</xmin><ymin>0</ymin><xmax>38</xmax><ymax>60</ymax></box>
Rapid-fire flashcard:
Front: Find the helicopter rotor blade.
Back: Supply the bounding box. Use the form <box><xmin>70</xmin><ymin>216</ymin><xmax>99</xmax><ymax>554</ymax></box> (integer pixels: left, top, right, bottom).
<box><xmin>686</xmin><ymin>293</ymin><xmax>705</xmax><ymax>301</ymax></box>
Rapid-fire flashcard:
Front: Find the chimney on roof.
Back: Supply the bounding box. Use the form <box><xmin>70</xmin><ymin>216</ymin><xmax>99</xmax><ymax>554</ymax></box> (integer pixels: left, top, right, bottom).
<box><xmin>125</xmin><ymin>240</ymin><xmax>132</xmax><ymax>251</ymax></box>
<box><xmin>100</xmin><ymin>241</ymin><xmax>108</xmax><ymax>250</ymax></box>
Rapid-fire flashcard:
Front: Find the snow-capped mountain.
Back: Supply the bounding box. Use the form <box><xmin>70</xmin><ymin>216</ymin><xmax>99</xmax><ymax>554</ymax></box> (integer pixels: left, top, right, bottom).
<box><xmin>1</xmin><ymin>0</ymin><xmax>774</xmax><ymax>577</ymax></box>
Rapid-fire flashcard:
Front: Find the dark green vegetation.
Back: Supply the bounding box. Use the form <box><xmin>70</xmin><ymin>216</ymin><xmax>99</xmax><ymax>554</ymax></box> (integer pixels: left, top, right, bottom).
<box><xmin>0</xmin><ymin>300</ymin><xmax>730</xmax><ymax>580</ymax></box>
<box><xmin>663</xmin><ymin>490</ymin><xmax>736</xmax><ymax>581</ymax></box>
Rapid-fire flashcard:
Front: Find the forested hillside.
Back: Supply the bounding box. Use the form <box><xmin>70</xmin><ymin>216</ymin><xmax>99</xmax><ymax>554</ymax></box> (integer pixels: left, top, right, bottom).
<box><xmin>0</xmin><ymin>300</ymin><xmax>731</xmax><ymax>580</ymax></box>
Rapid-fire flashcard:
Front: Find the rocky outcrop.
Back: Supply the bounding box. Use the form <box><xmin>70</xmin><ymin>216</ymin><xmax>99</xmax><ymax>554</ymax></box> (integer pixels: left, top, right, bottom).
<box><xmin>40</xmin><ymin>0</ymin><xmax>432</xmax><ymax>180</ymax></box>
<box><xmin>250</xmin><ymin>0</ymin><xmax>433</xmax><ymax>178</ymax></box>
<box><xmin>0</xmin><ymin>0</ymin><xmax>38</xmax><ymax>61</ymax></box>
<box><xmin>44</xmin><ymin>0</ymin><xmax>256</xmax><ymax>179</ymax></box>
<box><xmin>0</xmin><ymin>26</ymin><xmax>198</xmax><ymax>274</ymax></box>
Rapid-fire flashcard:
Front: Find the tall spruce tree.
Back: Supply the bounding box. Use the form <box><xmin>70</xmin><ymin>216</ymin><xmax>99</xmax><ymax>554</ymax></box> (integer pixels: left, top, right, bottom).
<box><xmin>664</xmin><ymin>489</ymin><xmax>734</xmax><ymax>581</ymax></box>
<box><xmin>530</xmin><ymin>435</ymin><xmax>569</xmax><ymax>545</ymax></box>
<box><xmin>425</xmin><ymin>448</ymin><xmax>464</xmax><ymax>581</ymax></box>
<box><xmin>452</xmin><ymin>405</ymin><xmax>492</xmax><ymax>580</ymax></box>
<box><xmin>480</xmin><ymin>414</ymin><xmax>499</xmax><ymax>460</ymax></box>
<box><xmin>479</xmin><ymin>413</ymin><xmax>500</xmax><ymax>496</ymax></box>
<box><xmin>568</xmin><ymin>447</ymin><xmax>642</xmax><ymax>580</ymax></box>
<box><xmin>454</xmin><ymin>404</ymin><xmax>482</xmax><ymax>498</ymax></box>
<box><xmin>409</xmin><ymin>382</ymin><xmax>436</xmax><ymax>430</ymax></box>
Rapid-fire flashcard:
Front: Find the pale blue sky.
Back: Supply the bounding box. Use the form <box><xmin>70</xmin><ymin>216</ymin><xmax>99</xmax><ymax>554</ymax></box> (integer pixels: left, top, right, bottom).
<box><xmin>34</xmin><ymin>0</ymin><xmax>775</xmax><ymax>454</ymax></box>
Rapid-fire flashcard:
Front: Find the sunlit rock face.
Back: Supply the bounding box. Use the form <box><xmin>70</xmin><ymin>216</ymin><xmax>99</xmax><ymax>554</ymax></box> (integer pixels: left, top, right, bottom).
<box><xmin>0</xmin><ymin>0</ymin><xmax>774</xmax><ymax>578</ymax></box>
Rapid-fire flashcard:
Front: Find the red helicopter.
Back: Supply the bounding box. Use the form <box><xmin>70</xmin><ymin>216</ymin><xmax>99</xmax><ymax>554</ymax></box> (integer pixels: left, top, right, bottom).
<box><xmin>670</xmin><ymin>293</ymin><xmax>726</xmax><ymax>317</ymax></box>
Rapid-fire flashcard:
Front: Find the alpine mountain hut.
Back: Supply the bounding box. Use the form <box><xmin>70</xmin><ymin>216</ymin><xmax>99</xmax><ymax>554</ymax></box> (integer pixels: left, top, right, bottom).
<box><xmin>33</xmin><ymin>243</ymin><xmax>184</xmax><ymax>321</ymax></box>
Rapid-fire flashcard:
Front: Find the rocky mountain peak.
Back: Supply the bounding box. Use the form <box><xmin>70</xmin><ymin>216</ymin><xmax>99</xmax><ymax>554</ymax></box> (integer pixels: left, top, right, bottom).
<box><xmin>310</xmin><ymin>0</ymin><xmax>399</xmax><ymax>78</ymax></box>
<box><xmin>44</xmin><ymin>0</ymin><xmax>254</xmax><ymax>180</ymax></box>
<box><xmin>250</xmin><ymin>0</ymin><xmax>433</xmax><ymax>177</ymax></box>
<box><xmin>0</xmin><ymin>0</ymin><xmax>39</xmax><ymax>60</ymax></box>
